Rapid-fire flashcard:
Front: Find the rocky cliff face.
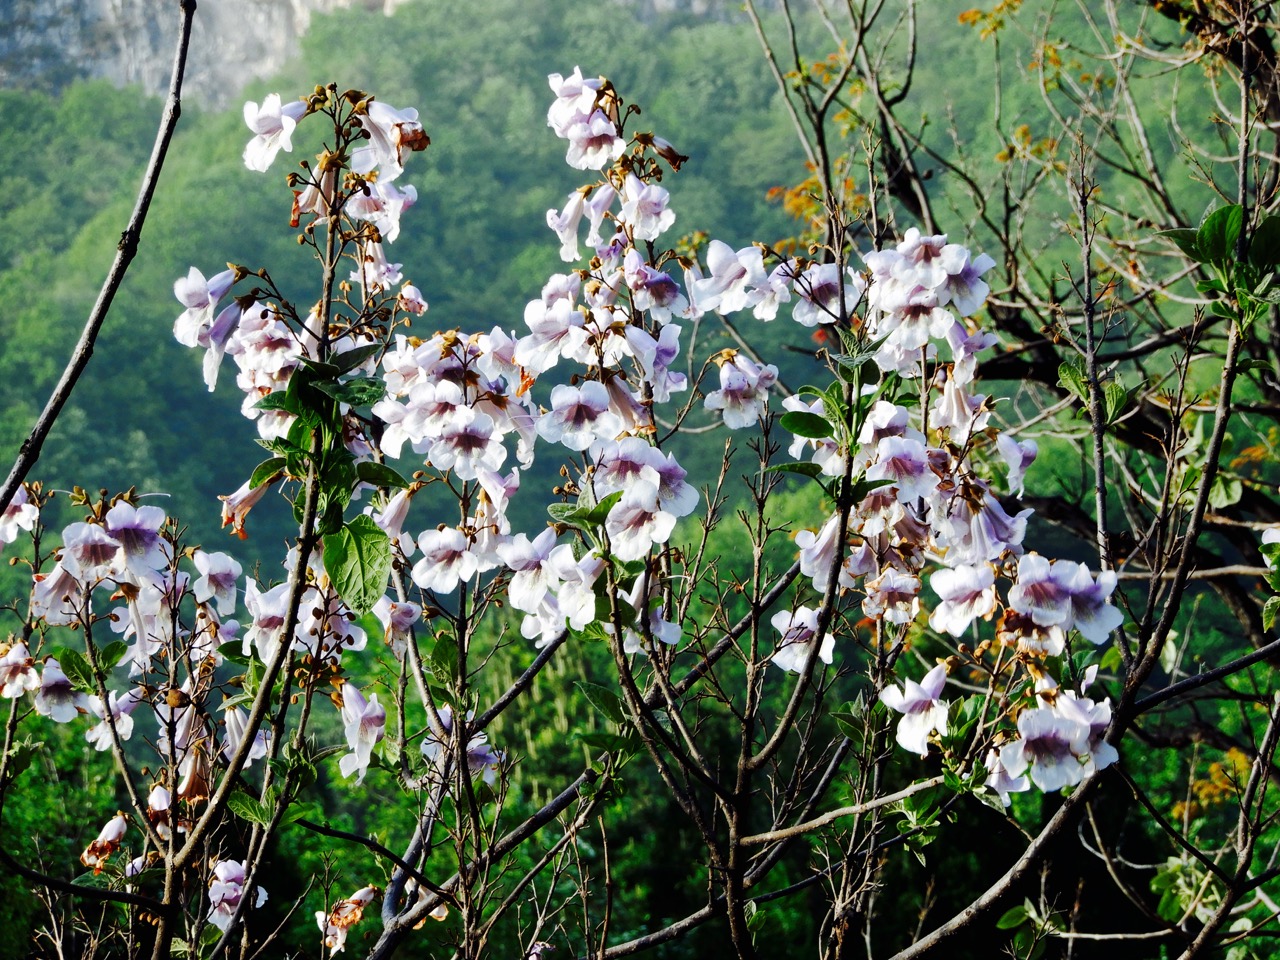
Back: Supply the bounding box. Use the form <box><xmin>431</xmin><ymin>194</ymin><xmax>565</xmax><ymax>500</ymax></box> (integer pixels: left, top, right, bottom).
<box><xmin>0</xmin><ymin>0</ymin><xmax>731</xmax><ymax>109</ymax></box>
<box><xmin>0</xmin><ymin>0</ymin><xmax>406</xmax><ymax>108</ymax></box>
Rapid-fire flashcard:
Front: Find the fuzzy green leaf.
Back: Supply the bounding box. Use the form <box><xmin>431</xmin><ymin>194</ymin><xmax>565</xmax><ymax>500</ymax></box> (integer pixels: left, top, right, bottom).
<box><xmin>322</xmin><ymin>515</ymin><xmax>392</xmax><ymax>616</ymax></box>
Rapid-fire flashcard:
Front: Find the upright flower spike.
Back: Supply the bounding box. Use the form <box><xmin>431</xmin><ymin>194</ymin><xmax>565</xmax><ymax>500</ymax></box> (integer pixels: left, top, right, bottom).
<box><xmin>879</xmin><ymin>664</ymin><xmax>950</xmax><ymax>758</ymax></box>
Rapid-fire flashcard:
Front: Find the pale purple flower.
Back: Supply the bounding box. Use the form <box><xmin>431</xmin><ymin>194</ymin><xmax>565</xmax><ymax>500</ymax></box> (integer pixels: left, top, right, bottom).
<box><xmin>996</xmin><ymin>433</ymin><xmax>1038</xmax><ymax>498</ymax></box>
<box><xmin>619</xmin><ymin>173</ymin><xmax>675</xmax><ymax>241</ymax></box>
<box><xmin>222</xmin><ymin>704</ymin><xmax>269</xmax><ymax>768</ymax></box>
<box><xmin>208</xmin><ymin>859</ymin><xmax>268</xmax><ymax>932</ymax></box>
<box><xmin>791</xmin><ymin>262</ymin><xmax>847</xmax><ymax>327</ymax></box>
<box><xmin>428</xmin><ymin>408</ymin><xmax>507</xmax><ymax>480</ymax></box>
<box><xmin>564</xmin><ymin>110</ymin><xmax>625</xmax><ymax>170</ymax></box>
<box><xmin>192</xmin><ymin>550</ymin><xmax>242</xmax><ymax>616</ymax></box>
<box><xmin>770</xmin><ymin>606</ymin><xmax>834</xmax><ymax>674</ymax></box>
<box><xmin>548</xmin><ymin>190</ymin><xmax>587</xmax><ymax>261</ymax></box>
<box><xmin>866</xmin><ymin>436</ymin><xmax>939</xmax><ymax>504</ymax></box>
<box><xmin>412</xmin><ymin>527</ymin><xmax>478</xmax><ymax>594</ymax></box>
<box><xmin>31</xmin><ymin>561</ymin><xmax>84</xmax><ymax>626</ymax></box>
<box><xmin>0</xmin><ymin>643</ymin><xmax>38</xmax><ymax>699</ymax></box>
<box><xmin>929</xmin><ymin>565</ymin><xmax>997</xmax><ymax>637</ymax></box>
<box><xmin>795</xmin><ymin>515</ymin><xmax>843</xmax><ymax>594</ymax></box>
<box><xmin>357</xmin><ymin>100</ymin><xmax>428</xmax><ymax>183</ymax></box>
<box><xmin>705</xmin><ymin>353</ymin><xmax>777</xmax><ymax>429</ymax></box>
<box><xmin>497</xmin><ymin>529</ymin><xmax>559</xmax><ymax>614</ymax></box>
<box><xmin>35</xmin><ymin>659</ymin><xmax>88</xmax><ymax>723</ymax></box>
<box><xmin>537</xmin><ymin>382</ymin><xmax>624</xmax><ymax>451</ymax></box>
<box><xmin>879</xmin><ymin>663</ymin><xmax>949</xmax><ymax>757</ymax></box>
<box><xmin>1007</xmin><ymin>554</ymin><xmax>1074</xmax><ymax>628</ymax></box>
<box><xmin>984</xmin><ymin>748</ymin><xmax>1029</xmax><ymax>806</ymax></box>
<box><xmin>693</xmin><ymin>241</ymin><xmax>768</xmax><ymax>315</ymax></box>
<box><xmin>371</xmin><ymin>596</ymin><xmax>421</xmax><ymax>657</ymax></box>
<box><xmin>999</xmin><ymin>705</ymin><xmax>1090</xmax><ymax>793</ymax></box>
<box><xmin>85</xmin><ymin>688</ymin><xmax>143</xmax><ymax>751</ymax></box>
<box><xmin>547</xmin><ymin>67</ymin><xmax>602</xmax><ymax>136</ymax></box>
<box><xmin>0</xmin><ymin>486</ymin><xmax>36</xmax><ymax>548</ymax></box>
<box><xmin>338</xmin><ymin>683</ymin><xmax>385</xmax><ymax>785</ymax></box>
<box><xmin>604</xmin><ymin>480</ymin><xmax>677</xmax><ymax>562</ymax></box>
<box><xmin>420</xmin><ymin>705</ymin><xmax>502</xmax><ymax>785</ymax></box>
<box><xmin>243</xmin><ymin>94</ymin><xmax>307</xmax><ymax>171</ymax></box>
<box><xmin>863</xmin><ymin>567</ymin><xmax>922</xmax><ymax>626</ymax></box>
<box><xmin>939</xmin><ymin>246</ymin><xmax>997</xmax><ymax>316</ymax></box>
<box><xmin>242</xmin><ymin>581</ymin><xmax>291</xmax><ymax>661</ymax></box>
<box><xmin>60</xmin><ymin>522</ymin><xmax>125</xmax><ymax>583</ymax></box>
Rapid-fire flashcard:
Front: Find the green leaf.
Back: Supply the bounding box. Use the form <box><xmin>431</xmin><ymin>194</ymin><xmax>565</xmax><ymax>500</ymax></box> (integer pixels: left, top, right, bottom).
<box><xmin>1057</xmin><ymin>360</ymin><xmax>1087</xmax><ymax>402</ymax></box>
<box><xmin>322</xmin><ymin>515</ymin><xmax>392</xmax><ymax>616</ymax></box>
<box><xmin>219</xmin><ymin>643</ymin><xmax>255</xmax><ymax>667</ymax></box>
<box><xmin>576</xmin><ymin>731</ymin><xmax>637</xmax><ymax>754</ymax></box>
<box><xmin>52</xmin><ymin>648</ymin><xmax>95</xmax><ymax>694</ymax></box>
<box><xmin>779</xmin><ymin>410</ymin><xmax>833</xmax><ymax>439</ymax></box>
<box><xmin>1197</xmin><ymin>204</ymin><xmax>1243</xmax><ymax>264</ymax></box>
<box><xmin>227</xmin><ymin>788</ymin><xmax>272</xmax><ymax>826</ymax></box>
<box><xmin>1238</xmin><ymin>358</ymin><xmax>1273</xmax><ymax>373</ymax></box>
<box><xmin>576</xmin><ymin>680</ymin><xmax>625</xmax><ymax>725</ymax></box>
<box><xmin>848</xmin><ymin>477</ymin><xmax>895</xmax><ymax>502</ymax></box>
<box><xmin>357</xmin><ymin>461</ymin><xmax>412</xmax><ymax>489</ymax></box>
<box><xmin>250</xmin><ymin>456</ymin><xmax>286</xmax><ymax>489</ymax></box>
<box><xmin>5</xmin><ymin>739</ymin><xmax>43</xmax><ymax>778</ymax></box>
<box><xmin>1159</xmin><ymin>227</ymin><xmax>1202</xmax><ymax>262</ymax></box>
<box><xmin>1251</xmin><ymin>216</ymin><xmax>1280</xmax><ymax>269</ymax></box>
<box><xmin>765</xmin><ymin>460</ymin><xmax>825</xmax><ymax>479</ymax></box>
<box><xmin>997</xmin><ymin>904</ymin><xmax>1029</xmax><ymax>930</ymax></box>
<box><xmin>254</xmin><ymin>391</ymin><xmax>296</xmax><ymax>413</ymax></box>
<box><xmin>582</xmin><ymin>491</ymin><xmax>623</xmax><ymax>526</ymax></box>
<box><xmin>97</xmin><ymin>640</ymin><xmax>129</xmax><ymax>671</ymax></box>
<box><xmin>314</xmin><ymin>377</ymin><xmax>387</xmax><ymax>407</ymax></box>
<box><xmin>1263</xmin><ymin>596</ymin><xmax>1280</xmax><ymax>632</ymax></box>
<box><xmin>548</xmin><ymin>502</ymin><xmax>579</xmax><ymax>524</ymax></box>
<box><xmin>1103</xmin><ymin>381</ymin><xmax>1129</xmax><ymax>424</ymax></box>
<box><xmin>547</xmin><ymin>492</ymin><xmax>623</xmax><ymax>529</ymax></box>
<box><xmin>332</xmin><ymin>343</ymin><xmax>382</xmax><ymax>373</ymax></box>
<box><xmin>430</xmin><ymin>635</ymin><xmax>459</xmax><ymax>681</ymax></box>
<box><xmin>1208</xmin><ymin>473</ymin><xmax>1243</xmax><ymax>509</ymax></box>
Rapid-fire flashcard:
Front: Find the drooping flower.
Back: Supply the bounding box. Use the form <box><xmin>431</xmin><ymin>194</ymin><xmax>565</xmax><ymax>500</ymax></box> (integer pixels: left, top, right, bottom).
<box><xmin>0</xmin><ymin>643</ymin><xmax>39</xmax><ymax>699</ymax></box>
<box><xmin>879</xmin><ymin>664</ymin><xmax>949</xmax><ymax>757</ymax></box>
<box><xmin>338</xmin><ymin>683</ymin><xmax>385</xmax><ymax>786</ymax></box>
<box><xmin>85</xmin><ymin>688</ymin><xmax>144</xmax><ymax>751</ymax></box>
<box><xmin>243</xmin><ymin>94</ymin><xmax>307</xmax><ymax>172</ymax></box>
<box><xmin>420</xmin><ymin>706</ymin><xmax>503</xmax><ymax>786</ymax></box>
<box><xmin>998</xmin><ymin>705</ymin><xmax>1091</xmax><ymax>793</ymax></box>
<box><xmin>604</xmin><ymin>480</ymin><xmax>677</xmax><ymax>562</ymax></box>
<box><xmin>80</xmin><ymin>813</ymin><xmax>127</xmax><ymax>874</ymax></box>
<box><xmin>928</xmin><ymin>565</ymin><xmax>997</xmax><ymax>637</ymax></box>
<box><xmin>35</xmin><ymin>659</ymin><xmax>89</xmax><ymax>723</ymax></box>
<box><xmin>704</xmin><ymin>352</ymin><xmax>777</xmax><ymax>429</ymax></box>
<box><xmin>207</xmin><ymin>859</ymin><xmax>268</xmax><ymax>932</ymax></box>
<box><xmin>317</xmin><ymin>885</ymin><xmax>381</xmax><ymax>955</ymax></box>
<box><xmin>769</xmin><ymin>607</ymin><xmax>834</xmax><ymax>674</ymax></box>
<box><xmin>222</xmin><ymin>704</ymin><xmax>269</xmax><ymax>768</ymax></box>
<box><xmin>0</xmin><ymin>485</ymin><xmax>38</xmax><ymax>548</ymax></box>
<box><xmin>192</xmin><ymin>550</ymin><xmax>243</xmax><ymax>616</ymax></box>
<box><xmin>357</xmin><ymin>101</ymin><xmax>428</xmax><ymax>182</ymax></box>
